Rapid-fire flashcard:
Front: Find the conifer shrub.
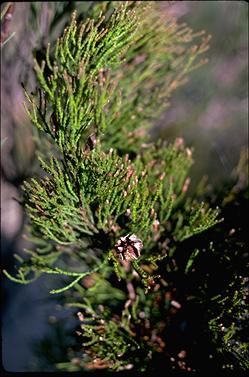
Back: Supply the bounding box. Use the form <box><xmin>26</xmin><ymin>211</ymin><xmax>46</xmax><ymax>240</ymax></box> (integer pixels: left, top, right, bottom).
<box><xmin>3</xmin><ymin>1</ymin><xmax>248</xmax><ymax>373</ymax></box>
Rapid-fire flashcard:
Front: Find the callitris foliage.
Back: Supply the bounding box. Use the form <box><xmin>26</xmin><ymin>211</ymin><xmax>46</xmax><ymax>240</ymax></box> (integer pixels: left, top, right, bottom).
<box><xmin>4</xmin><ymin>1</ymin><xmax>248</xmax><ymax>374</ymax></box>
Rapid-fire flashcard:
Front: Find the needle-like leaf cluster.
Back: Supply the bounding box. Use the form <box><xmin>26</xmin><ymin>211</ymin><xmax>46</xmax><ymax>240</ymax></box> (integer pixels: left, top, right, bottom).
<box><xmin>4</xmin><ymin>1</ymin><xmax>235</xmax><ymax>373</ymax></box>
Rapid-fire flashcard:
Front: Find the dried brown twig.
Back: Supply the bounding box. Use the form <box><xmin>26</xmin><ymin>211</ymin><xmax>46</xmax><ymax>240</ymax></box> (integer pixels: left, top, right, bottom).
<box><xmin>1</xmin><ymin>3</ymin><xmax>15</xmax><ymax>47</ymax></box>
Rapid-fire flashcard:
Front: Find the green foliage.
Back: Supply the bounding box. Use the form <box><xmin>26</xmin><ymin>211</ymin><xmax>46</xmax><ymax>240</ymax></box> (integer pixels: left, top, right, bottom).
<box><xmin>208</xmin><ymin>276</ymin><xmax>249</xmax><ymax>371</ymax></box>
<box><xmin>184</xmin><ymin>248</ymin><xmax>200</xmax><ymax>274</ymax></box>
<box><xmin>24</xmin><ymin>2</ymin><xmax>142</xmax><ymax>158</ymax></box>
<box><xmin>4</xmin><ymin>1</ymin><xmax>246</xmax><ymax>373</ymax></box>
<box><xmin>173</xmin><ymin>201</ymin><xmax>222</xmax><ymax>242</ymax></box>
<box><xmin>23</xmin><ymin>1</ymin><xmax>210</xmax><ymax>158</ymax></box>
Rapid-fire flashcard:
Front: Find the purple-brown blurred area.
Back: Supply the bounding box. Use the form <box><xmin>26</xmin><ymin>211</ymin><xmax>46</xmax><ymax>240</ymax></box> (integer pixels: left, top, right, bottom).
<box><xmin>1</xmin><ymin>1</ymin><xmax>248</xmax><ymax>371</ymax></box>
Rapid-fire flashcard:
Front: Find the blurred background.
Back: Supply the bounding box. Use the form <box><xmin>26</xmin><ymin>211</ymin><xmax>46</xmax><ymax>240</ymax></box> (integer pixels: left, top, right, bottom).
<box><xmin>1</xmin><ymin>1</ymin><xmax>248</xmax><ymax>371</ymax></box>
